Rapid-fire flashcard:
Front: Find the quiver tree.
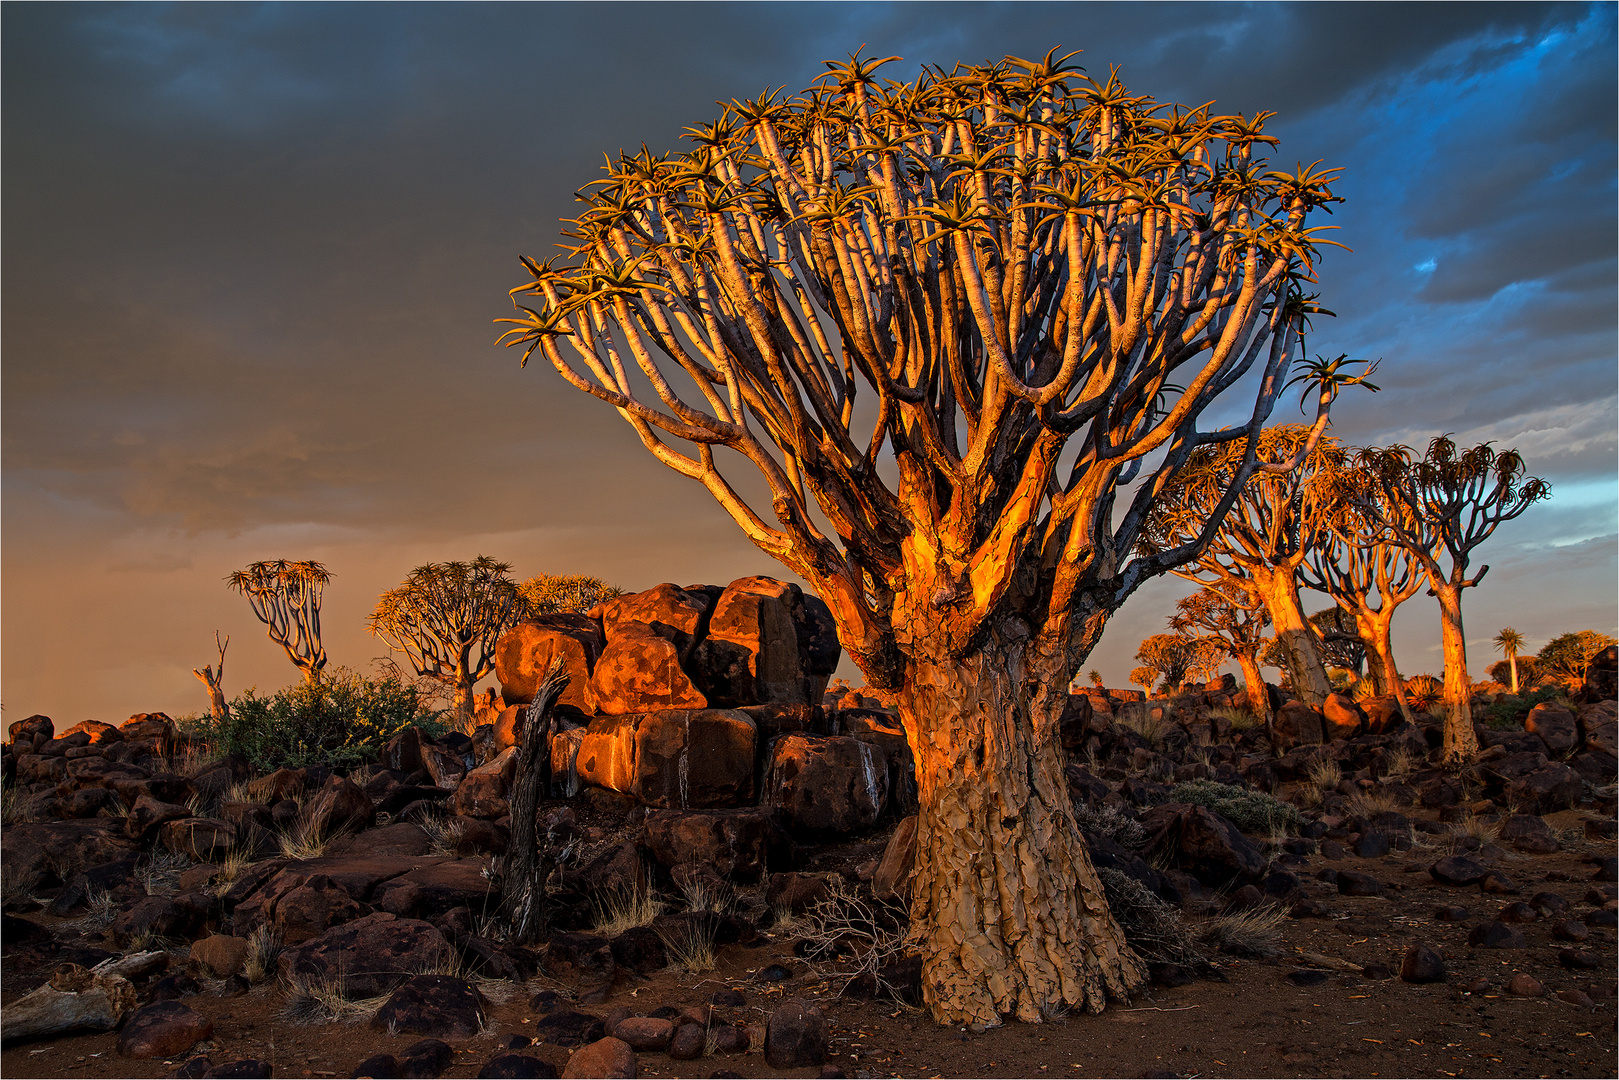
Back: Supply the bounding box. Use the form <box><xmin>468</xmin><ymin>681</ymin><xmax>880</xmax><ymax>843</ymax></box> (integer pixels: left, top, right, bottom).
<box><xmin>498</xmin><ymin>50</ymin><xmax>1358</xmax><ymax>1024</ymax></box>
<box><xmin>516</xmin><ymin>574</ymin><xmax>624</xmax><ymax>616</ymax></box>
<box><xmin>1169</xmin><ymin>583</ymin><xmax>1271</xmax><ymax>718</ymax></box>
<box><xmin>368</xmin><ymin>557</ymin><xmax>524</xmax><ymax>719</ymax></box>
<box><xmin>1360</xmin><ymin>436</ymin><xmax>1550</xmax><ymax>763</ymax></box>
<box><xmin>191</xmin><ymin>632</ymin><xmax>230</xmax><ymax>721</ymax></box>
<box><xmin>1536</xmin><ymin>630</ymin><xmax>1616</xmax><ymax>689</ymax></box>
<box><xmin>227</xmin><ymin>560</ymin><xmax>331</xmax><ymax>683</ymax></box>
<box><xmin>1134</xmin><ymin>633</ymin><xmax>1194</xmax><ymax>694</ymax></box>
<box><xmin>1142</xmin><ymin>424</ymin><xmax>1355</xmax><ymax>707</ymax></box>
<box><xmin>1309</xmin><ymin>607</ymin><xmax>1365</xmax><ymax>677</ymax></box>
<box><xmin>1299</xmin><ymin>469</ymin><xmax>1427</xmax><ymax>721</ymax></box>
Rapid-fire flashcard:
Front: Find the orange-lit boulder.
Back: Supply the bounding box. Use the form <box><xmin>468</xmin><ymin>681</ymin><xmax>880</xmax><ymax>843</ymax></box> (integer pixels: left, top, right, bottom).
<box><xmin>62</xmin><ymin>720</ymin><xmax>122</xmax><ymax>745</ymax></box>
<box><xmin>575</xmin><ymin>709</ymin><xmax>755</xmax><ymax>808</ymax></box>
<box><xmin>693</xmin><ymin>578</ymin><xmax>805</xmax><ymax>707</ymax></box>
<box><xmin>495</xmin><ymin>614</ymin><xmax>602</xmax><ymax>715</ymax></box>
<box><xmin>600</xmin><ymin>583</ymin><xmax>716</xmax><ymax>663</ymax></box>
<box><xmin>452</xmin><ymin>746</ymin><xmax>518</xmax><ymax>819</ymax></box>
<box><xmin>592</xmin><ymin>628</ymin><xmax>707</xmax><ymax>715</ymax></box>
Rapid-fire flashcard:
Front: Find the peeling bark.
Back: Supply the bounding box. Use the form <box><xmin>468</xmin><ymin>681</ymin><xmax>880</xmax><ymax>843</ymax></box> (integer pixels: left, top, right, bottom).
<box><xmin>895</xmin><ymin>624</ymin><xmax>1145</xmax><ymax>1025</ymax></box>
<box><xmin>1252</xmin><ymin>566</ymin><xmax>1331</xmax><ymax>706</ymax></box>
<box><xmin>1433</xmin><ymin>584</ymin><xmax>1478</xmax><ymax>764</ymax></box>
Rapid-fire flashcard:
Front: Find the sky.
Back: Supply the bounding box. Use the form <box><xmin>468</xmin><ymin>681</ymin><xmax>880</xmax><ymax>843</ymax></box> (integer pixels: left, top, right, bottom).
<box><xmin>4</xmin><ymin>1</ymin><xmax>1615</xmax><ymax>724</ymax></box>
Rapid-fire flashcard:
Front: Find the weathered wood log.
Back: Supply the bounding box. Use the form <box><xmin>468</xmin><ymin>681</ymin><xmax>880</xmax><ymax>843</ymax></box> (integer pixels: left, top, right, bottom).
<box><xmin>93</xmin><ymin>950</ymin><xmax>168</xmax><ymax>981</ymax></box>
<box><xmin>1</xmin><ymin>969</ymin><xmax>138</xmax><ymax>1044</ymax></box>
<box><xmin>500</xmin><ymin>656</ymin><xmax>568</xmax><ymax>946</ymax></box>
<box><xmin>1294</xmin><ymin>950</ymin><xmax>1364</xmax><ymax>974</ymax></box>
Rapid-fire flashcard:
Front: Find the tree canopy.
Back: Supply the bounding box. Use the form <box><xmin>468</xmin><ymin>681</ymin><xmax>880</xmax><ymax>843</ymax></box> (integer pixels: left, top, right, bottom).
<box><xmin>227</xmin><ymin>559</ymin><xmax>331</xmax><ymax>683</ymax></box>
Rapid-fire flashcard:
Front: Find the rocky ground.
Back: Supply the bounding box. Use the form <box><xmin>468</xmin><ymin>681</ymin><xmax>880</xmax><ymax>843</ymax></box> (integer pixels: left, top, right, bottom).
<box><xmin>3</xmin><ymin>651</ymin><xmax>1617</xmax><ymax>1079</ymax></box>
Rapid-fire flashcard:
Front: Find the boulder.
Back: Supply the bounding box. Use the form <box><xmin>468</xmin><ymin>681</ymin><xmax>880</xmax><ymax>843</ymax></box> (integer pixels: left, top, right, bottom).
<box><xmin>8</xmin><ymin>714</ymin><xmax>54</xmax><ymax>750</ymax></box>
<box><xmin>371</xmin><ymin>859</ymin><xmax>497</xmax><ymax>920</ymax></box>
<box><xmin>1582</xmin><ymin>644</ymin><xmax>1617</xmax><ymax>701</ymax></box>
<box><xmin>479</xmin><ymin>1054</ymin><xmax>558</xmax><ymax>1079</ymax></box>
<box><xmin>116</xmin><ymin>1001</ymin><xmax>213</xmax><ymax>1059</ymax></box>
<box><xmin>562</xmin><ymin>1037</ymin><xmax>636</xmax><ymax>1079</ymax></box>
<box><xmin>611</xmin><ymin>1017</ymin><xmax>674</xmax><ymax>1052</ymax></box>
<box><xmin>1361</xmin><ymin>695</ymin><xmax>1406</xmax><ymax>735</ymax></box>
<box><xmin>422</xmin><ymin>744</ymin><xmax>468</xmax><ymax>790</ymax></box>
<box><xmin>532</xmin><ymin>1009</ymin><xmax>607</xmax><ymax>1048</ymax></box>
<box><xmin>574</xmin><ymin>710</ymin><xmax>756</xmax><ymax>809</ymax></box>
<box><xmin>303</xmin><ymin>774</ymin><xmax>375</xmax><ymax>839</ymax></box>
<box><xmin>837</xmin><ymin>710</ymin><xmax>916</xmax><ymax>815</ymax></box>
<box><xmin>600</xmin><ymin>583</ymin><xmax>714</xmax><ymax>662</ymax></box>
<box><xmin>643</xmin><ymin>808</ymin><xmax>782</xmax><ymax>883</ymax></box>
<box><xmin>371</xmin><ymin>975</ymin><xmax>489</xmax><ymax>1039</ymax></box>
<box><xmin>125</xmin><ymin>794</ymin><xmax>192</xmax><ymax>841</ymax></box>
<box><xmin>1468</xmin><ymin>921</ymin><xmax>1526</xmax><ymax>948</ymax></box>
<box><xmin>1525</xmin><ymin>702</ymin><xmax>1580</xmax><ymax>756</ymax></box>
<box><xmin>326</xmin><ymin>821</ymin><xmax>433</xmax><ymax>858</ymax></box>
<box><xmin>1399</xmin><ymin>944</ymin><xmax>1446</xmax><ymax>984</ymax></box>
<box><xmin>764</xmin><ymin>999</ymin><xmax>827</xmax><ymax>1068</ymax></box>
<box><xmin>1499</xmin><ymin>814</ymin><xmax>1560</xmax><ymax>854</ymax></box>
<box><xmin>1430</xmin><ymin>855</ymin><xmax>1490</xmax><ymax>887</ymax></box>
<box><xmin>1506</xmin><ymin>762</ymin><xmax>1583</xmax><ymax>814</ymax></box>
<box><xmin>244</xmin><ymin>767</ymin><xmax>308</xmax><ymax>805</ymax></box>
<box><xmin>1270</xmin><ymin>701</ymin><xmax>1324</xmax><ymax>751</ymax></box>
<box><xmin>544</xmin><ymin>933</ymin><xmax>617</xmax><ymax>992</ymax></box>
<box><xmin>693</xmin><ymin>578</ymin><xmax>806</xmax><ymax>707</ymax></box>
<box><xmin>274</xmin><ymin>874</ymin><xmax>372</xmax><ymax>945</ymax></box>
<box><xmin>496</xmin><ymin>614</ymin><xmax>604</xmax><ymax>716</ymax></box>
<box><xmin>591</xmin><ymin>629</ymin><xmax>708</xmax><ymax>715</ymax></box>
<box><xmin>190</xmin><ymin>934</ymin><xmax>251</xmax><ymax>978</ymax></box>
<box><xmin>158</xmin><ymin>818</ymin><xmax>237</xmax><ymax>862</ymax></box>
<box><xmin>277</xmin><ymin>913</ymin><xmax>454</xmax><ymax>998</ymax></box>
<box><xmin>1320</xmin><ymin>694</ymin><xmax>1366</xmax><ymax>739</ymax></box>
<box><xmin>1142</xmin><ymin>803</ymin><xmax>1268</xmax><ymax>887</ymax></box>
<box><xmin>608</xmin><ymin>927</ymin><xmax>667</xmax><ymax>975</ymax></box>
<box><xmin>109</xmin><ymin>896</ymin><xmax>193</xmax><ymax>947</ymax></box>
<box><xmin>62</xmin><ymin>720</ymin><xmax>122</xmax><ymax>745</ymax></box>
<box><xmin>764</xmin><ymin>734</ymin><xmax>888</xmax><ymax>834</ymax></box>
<box><xmin>382</xmin><ymin>727</ymin><xmax>427</xmax><ymax>774</ymax></box>
<box><xmin>453</xmin><ymin>746</ymin><xmax>519</xmax><ymax>819</ymax></box>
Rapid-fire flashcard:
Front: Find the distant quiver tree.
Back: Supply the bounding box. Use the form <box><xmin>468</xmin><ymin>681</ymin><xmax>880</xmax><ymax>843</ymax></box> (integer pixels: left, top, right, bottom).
<box><xmin>1492</xmin><ymin>627</ymin><xmax>1525</xmax><ymax>694</ymax></box>
<box><xmin>1360</xmin><ymin>436</ymin><xmax>1550</xmax><ymax>763</ymax></box>
<box><xmin>227</xmin><ymin>559</ymin><xmax>331</xmax><ymax>684</ymax></box>
<box><xmin>1169</xmin><ymin>583</ymin><xmax>1271</xmax><ymax>718</ymax></box>
<box><xmin>516</xmin><ymin>573</ymin><xmax>624</xmax><ymax>616</ymax></box>
<box><xmin>368</xmin><ymin>556</ymin><xmax>524</xmax><ymax>720</ymax></box>
<box><xmin>498</xmin><ymin>50</ymin><xmax>1364</xmax><ymax>1024</ymax></box>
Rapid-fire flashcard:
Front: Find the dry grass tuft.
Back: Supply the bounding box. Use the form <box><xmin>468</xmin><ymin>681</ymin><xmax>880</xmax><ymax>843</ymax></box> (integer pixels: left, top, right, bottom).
<box><xmin>278</xmin><ymin>803</ymin><xmax>341</xmax><ymax>861</ymax></box>
<box><xmin>1195</xmin><ymin>905</ymin><xmax>1288</xmax><ymax>958</ymax></box>
<box><xmin>420</xmin><ymin>813</ymin><xmax>466</xmax><ymax>858</ymax></box>
<box><xmin>1297</xmin><ymin>756</ymin><xmax>1343</xmax><ymax>808</ymax></box>
<box><xmin>245</xmin><ymin>924</ymin><xmax>283</xmax><ymax>985</ymax></box>
<box><xmin>1381</xmin><ymin>744</ymin><xmax>1420</xmax><ymax>782</ymax></box>
<box><xmin>657</xmin><ymin>915</ymin><xmax>718</xmax><ymax>973</ymax></box>
<box><xmin>281</xmin><ymin>975</ymin><xmax>387</xmax><ymax>1024</ymax></box>
<box><xmin>1451</xmin><ymin>814</ymin><xmax>1501</xmax><ymax>848</ymax></box>
<box><xmin>590</xmin><ymin>876</ymin><xmax>663</xmax><ymax>937</ymax></box>
<box><xmin>1208</xmin><ymin>704</ymin><xmax>1261</xmax><ymax>732</ymax></box>
<box><xmin>1346</xmin><ymin>788</ymin><xmax>1402</xmax><ymax>821</ymax></box>
<box><xmin>1098</xmin><ymin>869</ymin><xmax>1201</xmax><ymax>965</ymax></box>
<box><xmin>1</xmin><ymin>784</ymin><xmax>42</xmax><ymax>826</ymax></box>
<box><xmin>1115</xmin><ymin>707</ymin><xmax>1173</xmax><ymax>748</ymax></box>
<box><xmin>139</xmin><ymin>850</ymin><xmax>194</xmax><ymax>896</ymax></box>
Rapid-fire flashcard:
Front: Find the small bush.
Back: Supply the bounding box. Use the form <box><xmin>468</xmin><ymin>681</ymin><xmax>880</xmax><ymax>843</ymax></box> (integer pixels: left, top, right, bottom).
<box><xmin>1403</xmin><ymin>675</ymin><xmax>1443</xmax><ymax>713</ymax></box>
<box><xmin>195</xmin><ymin>667</ymin><xmax>446</xmax><ymax>773</ymax></box>
<box><xmin>1075</xmin><ymin>804</ymin><xmax>1149</xmax><ymax>850</ymax></box>
<box><xmin>1483</xmin><ymin>684</ymin><xmax>1570</xmax><ymax>730</ymax></box>
<box><xmin>1208</xmin><ymin>704</ymin><xmax>1261</xmax><ymax>731</ymax></box>
<box><xmin>1098</xmin><ymin>868</ymin><xmax>1201</xmax><ymax>964</ymax></box>
<box><xmin>1168</xmin><ymin>779</ymin><xmax>1299</xmax><ymax>835</ymax></box>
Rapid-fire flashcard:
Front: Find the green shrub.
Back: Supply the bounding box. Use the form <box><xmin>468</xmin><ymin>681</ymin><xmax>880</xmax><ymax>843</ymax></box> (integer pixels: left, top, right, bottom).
<box><xmin>199</xmin><ymin>668</ymin><xmax>446</xmax><ymax>773</ymax></box>
<box><xmin>1167</xmin><ymin>778</ymin><xmax>1299</xmax><ymax>835</ymax></box>
<box><xmin>1483</xmin><ymin>684</ymin><xmax>1570</xmax><ymax>730</ymax></box>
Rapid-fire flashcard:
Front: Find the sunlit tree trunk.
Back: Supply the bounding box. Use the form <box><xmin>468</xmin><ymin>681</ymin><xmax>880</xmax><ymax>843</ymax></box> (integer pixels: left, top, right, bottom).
<box><xmin>1252</xmin><ymin>565</ymin><xmax>1331</xmax><ymax>706</ymax></box>
<box><xmin>1353</xmin><ymin>606</ymin><xmax>1414</xmax><ymax>722</ymax></box>
<box><xmin>1432</xmin><ymin>583</ymin><xmax>1479</xmax><ymax>763</ymax></box>
<box><xmin>896</xmin><ymin>625</ymin><xmax>1144</xmax><ymax>1025</ymax></box>
<box><xmin>1234</xmin><ymin>651</ymin><xmax>1271</xmax><ymax>722</ymax></box>
<box><xmin>1507</xmin><ymin>652</ymin><xmax>1520</xmax><ymax>694</ymax></box>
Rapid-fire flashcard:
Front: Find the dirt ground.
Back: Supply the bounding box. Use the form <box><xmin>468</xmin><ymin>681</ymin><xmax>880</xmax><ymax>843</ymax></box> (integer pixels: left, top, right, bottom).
<box><xmin>4</xmin><ymin>814</ymin><xmax>1614</xmax><ymax>1080</ymax></box>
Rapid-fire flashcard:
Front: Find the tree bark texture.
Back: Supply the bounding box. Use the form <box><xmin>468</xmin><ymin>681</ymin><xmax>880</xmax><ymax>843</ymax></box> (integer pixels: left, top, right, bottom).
<box><xmin>501</xmin><ymin>658</ymin><xmax>566</xmax><ymax>946</ymax></box>
<box><xmin>1355</xmin><ymin>607</ymin><xmax>1414</xmax><ymax>722</ymax></box>
<box><xmin>895</xmin><ymin>624</ymin><xmax>1145</xmax><ymax>1025</ymax></box>
<box><xmin>1433</xmin><ymin>584</ymin><xmax>1479</xmax><ymax>764</ymax></box>
<box><xmin>1252</xmin><ymin>566</ymin><xmax>1331</xmax><ymax>706</ymax></box>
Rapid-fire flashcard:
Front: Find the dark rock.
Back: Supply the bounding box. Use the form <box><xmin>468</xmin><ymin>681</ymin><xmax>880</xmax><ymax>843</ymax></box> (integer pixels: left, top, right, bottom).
<box><xmin>1142</xmin><ymin>803</ymin><xmax>1268</xmax><ymax>886</ymax></box>
<box><xmin>479</xmin><ymin>1055</ymin><xmax>558</xmax><ymax>1079</ymax></box>
<box><xmin>532</xmin><ymin>1010</ymin><xmax>606</xmax><ymax>1048</ymax></box>
<box><xmin>202</xmin><ymin>1061</ymin><xmax>273</xmax><ymax>1079</ymax></box>
<box><xmin>1400</xmin><ymin>944</ymin><xmax>1446</xmax><ymax>983</ymax></box>
<box><xmin>1559</xmin><ymin>948</ymin><xmax>1601</xmax><ymax>969</ymax></box>
<box><xmin>1479</xmin><ymin>871</ymin><xmax>1522</xmax><ymax>895</ymax></box>
<box><xmin>48</xmin><ymin>855</ymin><xmax>144</xmax><ymax>915</ymax></box>
<box><xmin>1551</xmin><ymin>918</ymin><xmax>1590</xmax><ymax>941</ymax></box>
<box><xmin>172</xmin><ymin>1057</ymin><xmax>214</xmax><ymax>1079</ymax></box>
<box><xmin>277</xmin><ymin>913</ymin><xmax>455</xmax><ymax>998</ymax></box>
<box><xmin>110</xmin><ymin>896</ymin><xmax>193</xmax><ymax>948</ymax></box>
<box><xmin>1353</xmin><ymin>830</ymin><xmax>1390</xmax><ymax>859</ymax></box>
<box><xmin>1467</xmin><ymin>921</ymin><xmax>1526</xmax><ymax>948</ymax></box>
<box><xmin>1360</xmin><ymin>963</ymin><xmax>1394</xmax><ymax>981</ymax></box>
<box><xmin>1287</xmin><ymin>969</ymin><xmax>1330</xmax><ymax>987</ymax></box>
<box><xmin>371</xmin><ymin>975</ymin><xmax>489</xmax><ymax>1039</ymax></box>
<box><xmin>1495</xmin><ymin>901</ymin><xmax>1537</xmax><ymax>923</ymax></box>
<box><xmin>1499</xmin><ymin>814</ymin><xmax>1560</xmax><ymax>854</ymax></box>
<box><xmin>764</xmin><ymin>734</ymin><xmax>888</xmax><ymax>834</ymax></box>
<box><xmin>644</xmin><ymin>808</ymin><xmax>783</xmax><ymax>883</ymax></box>
<box><xmin>1271</xmin><ymin>701</ymin><xmax>1324</xmax><ymax>751</ymax></box>
<box><xmin>668</xmin><ymin>1024</ymin><xmax>707</xmax><ymax>1060</ymax></box>
<box><xmin>371</xmin><ymin>858</ymin><xmax>497</xmax><ymax>920</ymax></box>
<box><xmin>1524</xmin><ymin>703</ymin><xmax>1580</xmax><ymax>755</ymax></box>
<box><xmin>453</xmin><ymin>748</ymin><xmax>518</xmax><ymax>820</ymax></box>
<box><xmin>1337</xmin><ymin>870</ymin><xmax>1384</xmax><ymax>897</ymax></box>
<box><xmin>353</xmin><ymin>1054</ymin><xmax>400</xmax><ymax>1078</ymax></box>
<box><xmin>158</xmin><ymin>818</ymin><xmax>237</xmax><ymax>862</ymax></box>
<box><xmin>608</xmin><ymin>927</ymin><xmax>667</xmax><ymax>975</ymax></box>
<box><xmin>116</xmin><ymin>1001</ymin><xmax>214</xmax><ymax>1059</ymax></box>
<box><xmin>545</xmin><ymin>932</ymin><xmax>617</xmax><ymax>989</ymax></box>
<box><xmin>397</xmin><ymin>1039</ymin><xmax>454</xmax><ymax>1078</ymax></box>
<box><xmin>1430</xmin><ymin>855</ymin><xmax>1489</xmax><ymax>887</ymax></box>
<box><xmin>1594</xmin><ymin>857</ymin><xmax>1618</xmax><ymax>883</ymax></box>
<box><xmin>147</xmin><ymin>973</ymin><xmax>204</xmax><ymax>1002</ymax></box>
<box><xmin>710</xmin><ymin>987</ymin><xmax>746</xmax><ymax>1007</ymax></box>
<box><xmin>764</xmin><ymin>999</ymin><xmax>828</xmax><ymax>1068</ymax></box>
<box><xmin>275</xmin><ymin>873</ymin><xmax>372</xmax><ymax>945</ymax></box>
<box><xmin>1149</xmin><ymin>962</ymin><xmax>1195</xmax><ymax>988</ymax></box>
<box><xmin>1505</xmin><ymin>973</ymin><xmax>1545</xmax><ymax>997</ymax></box>
<box><xmin>458</xmin><ymin>935</ymin><xmax>541</xmax><ymax>983</ymax></box>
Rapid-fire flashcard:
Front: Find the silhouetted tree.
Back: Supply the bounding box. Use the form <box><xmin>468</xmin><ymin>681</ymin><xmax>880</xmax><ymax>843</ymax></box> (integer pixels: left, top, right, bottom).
<box><xmin>369</xmin><ymin>557</ymin><xmax>524</xmax><ymax>720</ymax></box>
<box><xmin>227</xmin><ymin>560</ymin><xmax>331</xmax><ymax>683</ymax></box>
<box><xmin>191</xmin><ymin>632</ymin><xmax>230</xmax><ymax>721</ymax></box>
<box><xmin>1309</xmin><ymin>607</ymin><xmax>1365</xmax><ymax>675</ymax></box>
<box><xmin>498</xmin><ymin>50</ymin><xmax>1357</xmax><ymax>1023</ymax></box>
<box><xmin>1360</xmin><ymin>437</ymin><xmax>1550</xmax><ymax>763</ymax></box>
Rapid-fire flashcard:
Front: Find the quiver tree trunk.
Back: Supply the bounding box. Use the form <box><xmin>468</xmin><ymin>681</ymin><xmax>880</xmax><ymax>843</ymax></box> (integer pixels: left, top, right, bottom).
<box><xmin>1356</xmin><ymin>607</ymin><xmax>1414</xmax><ymax>722</ymax></box>
<box><xmin>896</xmin><ymin>626</ymin><xmax>1145</xmax><ymax>1024</ymax></box>
<box><xmin>1234</xmin><ymin>651</ymin><xmax>1271</xmax><ymax>723</ymax></box>
<box><xmin>1433</xmin><ymin>584</ymin><xmax>1479</xmax><ymax>764</ymax></box>
<box><xmin>1252</xmin><ymin>566</ymin><xmax>1332</xmax><ymax>706</ymax></box>
<box><xmin>501</xmin><ymin>657</ymin><xmax>566</xmax><ymax>946</ymax></box>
